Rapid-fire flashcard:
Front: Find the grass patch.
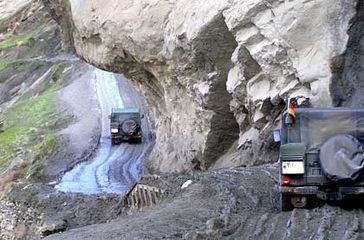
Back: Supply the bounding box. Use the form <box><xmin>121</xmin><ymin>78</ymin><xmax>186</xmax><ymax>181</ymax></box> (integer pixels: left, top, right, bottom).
<box><xmin>0</xmin><ymin>24</ymin><xmax>45</xmax><ymax>49</ymax></box>
<box><xmin>0</xmin><ymin>59</ymin><xmax>26</xmax><ymax>71</ymax></box>
<box><xmin>50</xmin><ymin>63</ymin><xmax>66</xmax><ymax>83</ymax></box>
<box><xmin>50</xmin><ymin>63</ymin><xmax>61</xmax><ymax>77</ymax></box>
<box><xmin>31</xmin><ymin>135</ymin><xmax>57</xmax><ymax>160</ymax></box>
<box><xmin>0</xmin><ymin>88</ymin><xmax>55</xmax><ymax>170</ymax></box>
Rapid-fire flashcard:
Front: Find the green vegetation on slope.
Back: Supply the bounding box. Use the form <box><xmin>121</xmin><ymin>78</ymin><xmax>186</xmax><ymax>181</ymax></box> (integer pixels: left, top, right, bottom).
<box><xmin>31</xmin><ymin>135</ymin><xmax>57</xmax><ymax>160</ymax></box>
<box><xmin>0</xmin><ymin>59</ymin><xmax>25</xmax><ymax>72</ymax></box>
<box><xmin>0</xmin><ymin>24</ymin><xmax>45</xmax><ymax>49</ymax></box>
<box><xmin>50</xmin><ymin>63</ymin><xmax>66</xmax><ymax>84</ymax></box>
<box><xmin>0</xmin><ymin>88</ymin><xmax>56</xmax><ymax>170</ymax></box>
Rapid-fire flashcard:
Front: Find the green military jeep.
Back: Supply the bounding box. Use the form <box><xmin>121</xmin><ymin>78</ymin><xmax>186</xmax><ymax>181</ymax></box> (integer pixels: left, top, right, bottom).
<box><xmin>110</xmin><ymin>108</ymin><xmax>143</xmax><ymax>144</ymax></box>
<box><xmin>275</xmin><ymin>107</ymin><xmax>364</xmax><ymax>210</ymax></box>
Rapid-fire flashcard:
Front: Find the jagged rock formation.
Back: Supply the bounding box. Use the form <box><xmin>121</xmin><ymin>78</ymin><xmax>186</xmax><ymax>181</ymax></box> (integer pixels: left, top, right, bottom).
<box><xmin>0</xmin><ymin>0</ymin><xmax>30</xmax><ymax>20</ymax></box>
<box><xmin>42</xmin><ymin>0</ymin><xmax>362</xmax><ymax>172</ymax></box>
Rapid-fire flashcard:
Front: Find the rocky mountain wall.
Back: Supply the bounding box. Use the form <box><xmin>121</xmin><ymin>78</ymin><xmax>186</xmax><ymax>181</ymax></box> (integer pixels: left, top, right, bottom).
<box><xmin>42</xmin><ymin>0</ymin><xmax>362</xmax><ymax>172</ymax></box>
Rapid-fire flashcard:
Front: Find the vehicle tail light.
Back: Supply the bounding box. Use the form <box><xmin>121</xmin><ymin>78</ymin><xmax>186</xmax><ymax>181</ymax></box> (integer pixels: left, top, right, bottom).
<box><xmin>281</xmin><ymin>175</ymin><xmax>291</xmax><ymax>185</ymax></box>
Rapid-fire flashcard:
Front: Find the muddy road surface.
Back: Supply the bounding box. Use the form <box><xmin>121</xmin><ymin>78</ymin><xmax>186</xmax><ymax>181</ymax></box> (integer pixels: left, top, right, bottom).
<box><xmin>55</xmin><ymin>69</ymin><xmax>152</xmax><ymax>194</ymax></box>
<box><xmin>47</xmin><ymin>165</ymin><xmax>364</xmax><ymax>240</ymax></box>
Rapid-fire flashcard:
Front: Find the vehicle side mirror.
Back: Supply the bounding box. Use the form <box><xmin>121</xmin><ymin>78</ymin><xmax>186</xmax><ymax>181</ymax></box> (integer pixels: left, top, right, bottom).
<box><xmin>272</xmin><ymin>129</ymin><xmax>281</xmax><ymax>143</ymax></box>
<box><xmin>141</xmin><ymin>114</ymin><xmax>145</xmax><ymax>119</ymax></box>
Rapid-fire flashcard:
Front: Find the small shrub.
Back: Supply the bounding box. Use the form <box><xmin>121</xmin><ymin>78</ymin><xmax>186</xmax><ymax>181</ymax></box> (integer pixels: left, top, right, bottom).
<box><xmin>0</xmin><ymin>24</ymin><xmax>45</xmax><ymax>49</ymax></box>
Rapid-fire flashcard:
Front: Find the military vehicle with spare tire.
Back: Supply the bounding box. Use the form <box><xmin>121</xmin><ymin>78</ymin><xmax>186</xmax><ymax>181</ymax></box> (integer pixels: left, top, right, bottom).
<box><xmin>110</xmin><ymin>108</ymin><xmax>143</xmax><ymax>144</ymax></box>
<box><xmin>274</xmin><ymin>99</ymin><xmax>364</xmax><ymax>210</ymax></box>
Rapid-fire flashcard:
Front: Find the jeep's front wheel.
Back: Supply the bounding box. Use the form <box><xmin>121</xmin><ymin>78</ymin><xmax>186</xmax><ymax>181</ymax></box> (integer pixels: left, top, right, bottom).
<box><xmin>281</xmin><ymin>194</ymin><xmax>293</xmax><ymax>211</ymax></box>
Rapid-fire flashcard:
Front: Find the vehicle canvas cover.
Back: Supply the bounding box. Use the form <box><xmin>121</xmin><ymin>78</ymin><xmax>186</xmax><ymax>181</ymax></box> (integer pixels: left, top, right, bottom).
<box><xmin>297</xmin><ymin>108</ymin><xmax>364</xmax><ymax>182</ymax></box>
<box><xmin>110</xmin><ymin>108</ymin><xmax>141</xmax><ymax>125</ymax></box>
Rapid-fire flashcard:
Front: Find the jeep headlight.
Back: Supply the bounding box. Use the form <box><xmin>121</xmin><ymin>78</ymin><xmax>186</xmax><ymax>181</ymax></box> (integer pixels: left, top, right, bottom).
<box><xmin>111</xmin><ymin>128</ymin><xmax>118</xmax><ymax>133</ymax></box>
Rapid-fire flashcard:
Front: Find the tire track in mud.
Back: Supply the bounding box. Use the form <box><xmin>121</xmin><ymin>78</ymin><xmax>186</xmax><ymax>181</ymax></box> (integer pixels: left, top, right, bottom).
<box><xmin>55</xmin><ymin>69</ymin><xmax>152</xmax><ymax>195</ymax></box>
<box><xmin>258</xmin><ymin>206</ymin><xmax>364</xmax><ymax>240</ymax></box>
<box><xmin>265</xmin><ymin>214</ymin><xmax>284</xmax><ymax>240</ymax></box>
<box><xmin>197</xmin><ymin>168</ymin><xmax>364</xmax><ymax>240</ymax></box>
<box><xmin>46</xmin><ymin>165</ymin><xmax>364</xmax><ymax>240</ymax></box>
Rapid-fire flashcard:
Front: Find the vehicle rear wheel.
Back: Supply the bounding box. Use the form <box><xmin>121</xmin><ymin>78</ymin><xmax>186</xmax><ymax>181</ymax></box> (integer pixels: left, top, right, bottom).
<box><xmin>281</xmin><ymin>194</ymin><xmax>293</xmax><ymax>211</ymax></box>
<box><xmin>111</xmin><ymin>139</ymin><xmax>117</xmax><ymax>145</ymax></box>
<box><xmin>290</xmin><ymin>195</ymin><xmax>307</xmax><ymax>208</ymax></box>
<box><xmin>306</xmin><ymin>195</ymin><xmax>322</xmax><ymax>209</ymax></box>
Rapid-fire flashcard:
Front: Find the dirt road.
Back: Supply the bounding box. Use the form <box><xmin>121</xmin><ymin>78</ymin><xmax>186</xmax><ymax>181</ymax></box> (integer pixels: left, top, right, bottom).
<box><xmin>55</xmin><ymin>69</ymin><xmax>152</xmax><ymax>194</ymax></box>
<box><xmin>47</xmin><ymin>164</ymin><xmax>364</xmax><ymax>240</ymax></box>
<box><xmin>45</xmin><ymin>71</ymin><xmax>364</xmax><ymax>239</ymax></box>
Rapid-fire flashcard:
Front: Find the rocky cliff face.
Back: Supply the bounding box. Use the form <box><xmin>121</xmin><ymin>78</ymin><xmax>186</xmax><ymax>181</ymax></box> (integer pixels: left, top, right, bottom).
<box><xmin>42</xmin><ymin>0</ymin><xmax>363</xmax><ymax>172</ymax></box>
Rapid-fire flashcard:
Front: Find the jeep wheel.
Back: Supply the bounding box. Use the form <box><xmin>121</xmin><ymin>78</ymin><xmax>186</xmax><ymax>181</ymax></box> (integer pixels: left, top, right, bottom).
<box><xmin>290</xmin><ymin>195</ymin><xmax>307</xmax><ymax>208</ymax></box>
<box><xmin>281</xmin><ymin>194</ymin><xmax>293</xmax><ymax>211</ymax></box>
<box><xmin>111</xmin><ymin>139</ymin><xmax>117</xmax><ymax>145</ymax></box>
<box><xmin>306</xmin><ymin>195</ymin><xmax>322</xmax><ymax>209</ymax></box>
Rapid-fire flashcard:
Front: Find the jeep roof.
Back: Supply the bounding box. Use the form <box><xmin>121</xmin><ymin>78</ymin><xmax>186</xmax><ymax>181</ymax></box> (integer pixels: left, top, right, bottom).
<box><xmin>112</xmin><ymin>108</ymin><xmax>140</xmax><ymax>114</ymax></box>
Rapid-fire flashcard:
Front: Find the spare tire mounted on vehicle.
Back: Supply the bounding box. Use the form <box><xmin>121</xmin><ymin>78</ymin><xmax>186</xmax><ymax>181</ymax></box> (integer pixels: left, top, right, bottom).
<box><xmin>320</xmin><ymin>134</ymin><xmax>364</xmax><ymax>182</ymax></box>
<box><xmin>121</xmin><ymin>119</ymin><xmax>137</xmax><ymax>136</ymax></box>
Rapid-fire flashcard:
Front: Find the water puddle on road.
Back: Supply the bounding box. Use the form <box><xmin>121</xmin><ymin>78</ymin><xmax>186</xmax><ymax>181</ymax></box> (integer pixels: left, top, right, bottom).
<box><xmin>55</xmin><ymin>69</ymin><xmax>148</xmax><ymax>195</ymax></box>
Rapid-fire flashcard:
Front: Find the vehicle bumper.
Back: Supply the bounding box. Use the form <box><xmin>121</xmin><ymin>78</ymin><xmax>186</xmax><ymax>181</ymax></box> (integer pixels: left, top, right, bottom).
<box><xmin>279</xmin><ymin>186</ymin><xmax>364</xmax><ymax>200</ymax></box>
<box><xmin>111</xmin><ymin>135</ymin><xmax>142</xmax><ymax>141</ymax></box>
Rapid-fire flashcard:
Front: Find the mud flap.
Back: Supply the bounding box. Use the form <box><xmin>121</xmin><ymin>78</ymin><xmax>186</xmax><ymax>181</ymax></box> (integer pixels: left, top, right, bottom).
<box><xmin>280</xmin><ymin>194</ymin><xmax>293</xmax><ymax>211</ymax></box>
